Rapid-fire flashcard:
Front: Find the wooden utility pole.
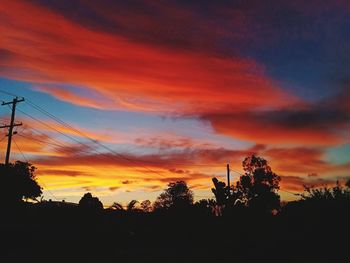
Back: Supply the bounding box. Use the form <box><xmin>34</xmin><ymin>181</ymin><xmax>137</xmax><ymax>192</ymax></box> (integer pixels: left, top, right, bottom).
<box><xmin>227</xmin><ymin>163</ymin><xmax>230</xmax><ymax>194</ymax></box>
<box><xmin>0</xmin><ymin>97</ymin><xmax>24</xmax><ymax>165</ymax></box>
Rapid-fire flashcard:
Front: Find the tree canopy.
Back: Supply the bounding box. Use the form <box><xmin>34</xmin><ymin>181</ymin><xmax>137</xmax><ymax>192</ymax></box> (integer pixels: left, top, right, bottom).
<box><xmin>140</xmin><ymin>200</ymin><xmax>152</xmax><ymax>212</ymax></box>
<box><xmin>0</xmin><ymin>161</ymin><xmax>42</xmax><ymax>204</ymax></box>
<box><xmin>212</xmin><ymin>155</ymin><xmax>281</xmax><ymax>214</ymax></box>
<box><xmin>154</xmin><ymin>181</ymin><xmax>193</xmax><ymax>210</ymax></box>
<box><xmin>235</xmin><ymin>155</ymin><xmax>281</xmax><ymax>212</ymax></box>
<box><xmin>78</xmin><ymin>192</ymin><xmax>103</xmax><ymax>210</ymax></box>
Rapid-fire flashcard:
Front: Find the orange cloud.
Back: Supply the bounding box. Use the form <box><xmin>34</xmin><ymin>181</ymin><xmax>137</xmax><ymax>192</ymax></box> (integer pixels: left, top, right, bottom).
<box><xmin>264</xmin><ymin>147</ymin><xmax>328</xmax><ymax>175</ymax></box>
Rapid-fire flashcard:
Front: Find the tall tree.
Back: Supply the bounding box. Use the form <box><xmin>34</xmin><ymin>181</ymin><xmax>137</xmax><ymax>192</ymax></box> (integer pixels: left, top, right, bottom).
<box><xmin>0</xmin><ymin>161</ymin><xmax>42</xmax><ymax>204</ymax></box>
<box><xmin>153</xmin><ymin>181</ymin><xmax>193</xmax><ymax>210</ymax></box>
<box><xmin>235</xmin><ymin>155</ymin><xmax>281</xmax><ymax>213</ymax></box>
<box><xmin>78</xmin><ymin>193</ymin><xmax>103</xmax><ymax>210</ymax></box>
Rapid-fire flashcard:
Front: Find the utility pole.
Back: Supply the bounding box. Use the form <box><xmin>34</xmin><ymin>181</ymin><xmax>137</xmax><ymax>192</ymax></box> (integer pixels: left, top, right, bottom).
<box><xmin>0</xmin><ymin>97</ymin><xmax>24</xmax><ymax>165</ymax></box>
<box><xmin>227</xmin><ymin>163</ymin><xmax>230</xmax><ymax>195</ymax></box>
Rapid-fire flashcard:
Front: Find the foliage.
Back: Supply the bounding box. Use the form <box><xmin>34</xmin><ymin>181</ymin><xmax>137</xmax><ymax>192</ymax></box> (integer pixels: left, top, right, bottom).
<box><xmin>110</xmin><ymin>202</ymin><xmax>124</xmax><ymax>211</ymax></box>
<box><xmin>126</xmin><ymin>199</ymin><xmax>139</xmax><ymax>211</ymax></box>
<box><xmin>301</xmin><ymin>181</ymin><xmax>350</xmax><ymax>202</ymax></box>
<box><xmin>346</xmin><ymin>179</ymin><xmax>350</xmax><ymax>189</ymax></box>
<box><xmin>153</xmin><ymin>181</ymin><xmax>193</xmax><ymax>210</ymax></box>
<box><xmin>78</xmin><ymin>193</ymin><xmax>103</xmax><ymax>210</ymax></box>
<box><xmin>194</xmin><ymin>198</ymin><xmax>216</xmax><ymax>215</ymax></box>
<box><xmin>235</xmin><ymin>155</ymin><xmax>281</xmax><ymax>212</ymax></box>
<box><xmin>211</xmin><ymin>155</ymin><xmax>281</xmax><ymax>214</ymax></box>
<box><xmin>0</xmin><ymin>161</ymin><xmax>42</xmax><ymax>203</ymax></box>
<box><xmin>140</xmin><ymin>200</ymin><xmax>152</xmax><ymax>212</ymax></box>
<box><xmin>109</xmin><ymin>200</ymin><xmax>141</xmax><ymax>212</ymax></box>
<box><xmin>211</xmin><ymin>178</ymin><xmax>230</xmax><ymax>206</ymax></box>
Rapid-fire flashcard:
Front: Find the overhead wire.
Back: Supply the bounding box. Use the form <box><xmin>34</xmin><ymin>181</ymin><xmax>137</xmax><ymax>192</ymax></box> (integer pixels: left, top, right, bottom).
<box><xmin>12</xmin><ymin>135</ymin><xmax>59</xmax><ymax>201</ymax></box>
<box><xmin>13</xmin><ymin>137</ymin><xmax>28</xmax><ymax>162</ymax></box>
<box><xmin>0</xmin><ymin>89</ymin><xmax>21</xmax><ymax>98</ymax></box>
<box><xmin>24</xmin><ymin>124</ymin><xmax>74</xmax><ymax>149</ymax></box>
<box><xmin>21</xmin><ymin>101</ymin><xmax>173</xmax><ymax>177</ymax></box>
<box><xmin>21</xmin><ymin>105</ymin><xmax>302</xmax><ymax>196</ymax></box>
<box><xmin>1</xmin><ymin>89</ymin><xmax>303</xmax><ymax>197</ymax></box>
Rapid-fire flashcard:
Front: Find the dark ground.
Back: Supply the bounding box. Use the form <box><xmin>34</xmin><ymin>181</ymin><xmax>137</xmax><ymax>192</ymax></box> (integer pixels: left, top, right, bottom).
<box><xmin>0</xmin><ymin>203</ymin><xmax>349</xmax><ymax>263</ymax></box>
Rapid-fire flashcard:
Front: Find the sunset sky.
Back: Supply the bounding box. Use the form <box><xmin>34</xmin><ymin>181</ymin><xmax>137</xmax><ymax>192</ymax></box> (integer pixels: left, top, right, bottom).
<box><xmin>1</xmin><ymin>0</ymin><xmax>350</xmax><ymax>205</ymax></box>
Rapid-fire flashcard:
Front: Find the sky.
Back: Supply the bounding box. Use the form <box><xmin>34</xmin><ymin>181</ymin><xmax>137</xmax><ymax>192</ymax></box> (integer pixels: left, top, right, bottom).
<box><xmin>1</xmin><ymin>0</ymin><xmax>350</xmax><ymax>205</ymax></box>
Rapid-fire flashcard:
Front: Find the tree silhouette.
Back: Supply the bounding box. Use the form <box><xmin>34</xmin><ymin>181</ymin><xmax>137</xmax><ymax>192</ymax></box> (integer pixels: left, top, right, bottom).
<box><xmin>109</xmin><ymin>200</ymin><xmax>141</xmax><ymax>212</ymax></box>
<box><xmin>302</xmin><ymin>180</ymin><xmax>350</xmax><ymax>202</ymax></box>
<box><xmin>110</xmin><ymin>202</ymin><xmax>124</xmax><ymax>211</ymax></box>
<box><xmin>211</xmin><ymin>177</ymin><xmax>243</xmax><ymax>216</ymax></box>
<box><xmin>235</xmin><ymin>155</ymin><xmax>281</xmax><ymax>213</ymax></box>
<box><xmin>194</xmin><ymin>198</ymin><xmax>216</xmax><ymax>215</ymax></box>
<box><xmin>140</xmin><ymin>200</ymin><xmax>152</xmax><ymax>212</ymax></box>
<box><xmin>153</xmin><ymin>181</ymin><xmax>193</xmax><ymax>210</ymax></box>
<box><xmin>126</xmin><ymin>199</ymin><xmax>139</xmax><ymax>211</ymax></box>
<box><xmin>78</xmin><ymin>193</ymin><xmax>103</xmax><ymax>210</ymax></box>
<box><xmin>0</xmin><ymin>161</ymin><xmax>42</xmax><ymax>204</ymax></box>
<box><xmin>211</xmin><ymin>177</ymin><xmax>229</xmax><ymax>206</ymax></box>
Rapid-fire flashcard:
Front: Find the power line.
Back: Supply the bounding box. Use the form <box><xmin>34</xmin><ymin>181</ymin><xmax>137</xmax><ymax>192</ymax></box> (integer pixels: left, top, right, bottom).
<box><xmin>17</xmin><ymin>132</ymin><xmax>102</xmax><ymax>159</ymax></box>
<box><xmin>21</xmin><ymin>102</ymin><xmax>169</xmax><ymax>177</ymax></box>
<box><xmin>19</xmin><ymin>102</ymin><xmax>230</xmax><ymax>176</ymax></box>
<box><xmin>17</xmin><ymin>133</ymin><xmax>70</xmax><ymax>149</ymax></box>
<box><xmin>0</xmin><ymin>89</ymin><xmax>21</xmax><ymax>98</ymax></box>
<box><xmin>20</xmin><ymin>125</ymin><xmax>97</xmax><ymax>156</ymax></box>
<box><xmin>24</xmin><ymin>124</ymin><xmax>74</xmax><ymax>149</ymax></box>
<box><xmin>12</xmin><ymin>135</ymin><xmax>59</xmax><ymax>201</ymax></box>
<box><xmin>2</xmin><ymin>90</ymin><xmax>303</xmax><ymax>197</ymax></box>
<box><xmin>17</xmin><ymin>108</ymin><xmax>119</xmax><ymax>160</ymax></box>
<box><xmin>13</xmin><ymin>137</ymin><xmax>28</xmax><ymax>162</ymax></box>
<box><xmin>19</xmin><ymin>108</ymin><xmax>301</xmax><ymax>196</ymax></box>
<box><xmin>17</xmin><ymin>108</ymin><xmax>91</xmax><ymax>146</ymax></box>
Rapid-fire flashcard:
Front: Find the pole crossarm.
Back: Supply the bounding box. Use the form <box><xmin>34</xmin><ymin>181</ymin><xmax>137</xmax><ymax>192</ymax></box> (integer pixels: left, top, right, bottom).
<box><xmin>1</xmin><ymin>98</ymin><xmax>24</xmax><ymax>105</ymax></box>
<box><xmin>0</xmin><ymin>123</ymin><xmax>22</xmax><ymax>129</ymax></box>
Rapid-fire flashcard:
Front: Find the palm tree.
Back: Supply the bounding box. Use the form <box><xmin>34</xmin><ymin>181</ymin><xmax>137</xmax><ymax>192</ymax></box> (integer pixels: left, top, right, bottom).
<box><xmin>110</xmin><ymin>202</ymin><xmax>124</xmax><ymax>211</ymax></box>
<box><xmin>109</xmin><ymin>200</ymin><xmax>139</xmax><ymax>212</ymax></box>
<box><xmin>127</xmin><ymin>200</ymin><xmax>139</xmax><ymax>211</ymax></box>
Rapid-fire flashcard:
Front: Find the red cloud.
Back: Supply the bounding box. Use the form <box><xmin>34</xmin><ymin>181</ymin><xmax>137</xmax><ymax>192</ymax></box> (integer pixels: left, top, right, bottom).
<box><xmin>1</xmin><ymin>0</ymin><xmax>349</xmax><ymax>148</ymax></box>
<box><xmin>203</xmin><ymin>105</ymin><xmax>350</xmax><ymax>145</ymax></box>
<box><xmin>0</xmin><ymin>0</ymin><xmax>295</xmax><ymax>113</ymax></box>
<box><xmin>264</xmin><ymin>147</ymin><xmax>328</xmax><ymax>174</ymax></box>
<box><xmin>34</xmin><ymin>86</ymin><xmax>109</xmax><ymax>110</ymax></box>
